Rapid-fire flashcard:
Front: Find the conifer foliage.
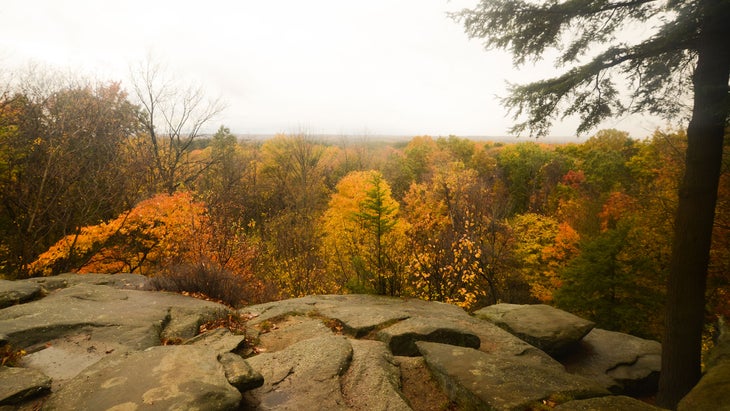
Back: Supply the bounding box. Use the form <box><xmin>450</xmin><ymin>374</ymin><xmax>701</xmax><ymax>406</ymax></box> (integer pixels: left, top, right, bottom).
<box><xmin>454</xmin><ymin>0</ymin><xmax>730</xmax><ymax>405</ymax></box>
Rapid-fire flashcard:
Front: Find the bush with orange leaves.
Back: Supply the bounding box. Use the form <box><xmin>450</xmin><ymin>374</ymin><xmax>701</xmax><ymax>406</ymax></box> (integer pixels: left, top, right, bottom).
<box><xmin>29</xmin><ymin>192</ymin><xmax>264</xmax><ymax>306</ymax></box>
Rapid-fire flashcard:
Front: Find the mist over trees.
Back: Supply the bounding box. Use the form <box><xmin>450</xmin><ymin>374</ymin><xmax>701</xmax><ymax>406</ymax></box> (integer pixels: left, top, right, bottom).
<box><xmin>1</xmin><ymin>46</ymin><xmax>727</xmax><ymax>408</ymax></box>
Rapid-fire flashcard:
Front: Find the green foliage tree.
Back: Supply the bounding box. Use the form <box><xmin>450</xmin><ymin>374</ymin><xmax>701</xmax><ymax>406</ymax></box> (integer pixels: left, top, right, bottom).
<box><xmin>496</xmin><ymin>142</ymin><xmax>556</xmax><ymax>214</ymax></box>
<box><xmin>577</xmin><ymin>129</ymin><xmax>638</xmax><ymax>195</ymax></box>
<box><xmin>455</xmin><ymin>0</ymin><xmax>730</xmax><ymax>404</ymax></box>
<box><xmin>555</xmin><ymin>224</ymin><xmax>664</xmax><ymax>339</ymax></box>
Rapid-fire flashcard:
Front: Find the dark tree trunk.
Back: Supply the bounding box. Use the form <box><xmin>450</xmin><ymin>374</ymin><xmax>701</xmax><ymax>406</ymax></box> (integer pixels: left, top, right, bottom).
<box><xmin>657</xmin><ymin>0</ymin><xmax>730</xmax><ymax>408</ymax></box>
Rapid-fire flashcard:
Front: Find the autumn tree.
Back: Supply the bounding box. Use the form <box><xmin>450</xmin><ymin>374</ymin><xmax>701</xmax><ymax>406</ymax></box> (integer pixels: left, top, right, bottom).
<box><xmin>257</xmin><ymin>134</ymin><xmax>333</xmax><ymax>297</ymax></box>
<box><xmin>403</xmin><ymin>161</ymin><xmax>517</xmax><ymax>308</ymax></box>
<box><xmin>0</xmin><ymin>73</ymin><xmax>141</xmax><ymax>278</ymax></box>
<box><xmin>130</xmin><ymin>59</ymin><xmax>224</xmax><ymax>195</ymax></box>
<box><xmin>193</xmin><ymin>126</ymin><xmax>260</xmax><ymax>278</ymax></box>
<box><xmin>28</xmin><ymin>192</ymin><xmax>262</xmax><ymax>305</ymax></box>
<box><xmin>321</xmin><ymin>170</ymin><xmax>408</xmax><ymax>295</ymax></box>
<box><xmin>510</xmin><ymin>213</ymin><xmax>579</xmax><ymax>303</ymax></box>
<box><xmin>496</xmin><ymin>142</ymin><xmax>556</xmax><ymax>214</ymax></box>
<box><xmin>455</xmin><ymin>0</ymin><xmax>730</xmax><ymax>404</ymax></box>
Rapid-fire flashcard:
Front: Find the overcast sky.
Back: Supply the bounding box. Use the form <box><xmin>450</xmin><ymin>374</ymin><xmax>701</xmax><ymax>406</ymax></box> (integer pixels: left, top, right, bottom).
<box><xmin>1</xmin><ymin>0</ymin><xmax>666</xmax><ymax>139</ymax></box>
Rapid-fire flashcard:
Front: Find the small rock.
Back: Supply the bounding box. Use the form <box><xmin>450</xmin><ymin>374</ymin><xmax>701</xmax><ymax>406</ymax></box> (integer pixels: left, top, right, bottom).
<box><xmin>218</xmin><ymin>352</ymin><xmax>264</xmax><ymax>392</ymax></box>
<box><xmin>0</xmin><ymin>366</ymin><xmax>52</xmax><ymax>405</ymax></box>
<box><xmin>474</xmin><ymin>303</ymin><xmax>595</xmax><ymax>356</ymax></box>
<box><xmin>0</xmin><ymin>280</ymin><xmax>43</xmax><ymax>309</ymax></box>
<box><xmin>376</xmin><ymin>317</ymin><xmax>480</xmax><ymax>356</ymax></box>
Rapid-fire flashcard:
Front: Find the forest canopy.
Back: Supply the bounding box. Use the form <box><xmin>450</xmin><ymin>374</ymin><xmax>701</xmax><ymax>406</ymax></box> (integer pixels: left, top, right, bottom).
<box><xmin>1</xmin><ymin>69</ymin><xmax>728</xmax><ymax>353</ymax></box>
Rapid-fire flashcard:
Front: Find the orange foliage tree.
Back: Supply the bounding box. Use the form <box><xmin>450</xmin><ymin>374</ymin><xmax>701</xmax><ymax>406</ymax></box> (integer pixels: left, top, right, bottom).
<box><xmin>28</xmin><ymin>192</ymin><xmax>260</xmax><ymax>298</ymax></box>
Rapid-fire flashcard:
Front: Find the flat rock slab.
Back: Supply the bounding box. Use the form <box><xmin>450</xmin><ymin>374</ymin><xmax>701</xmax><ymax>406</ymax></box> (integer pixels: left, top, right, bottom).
<box><xmin>244</xmin><ymin>335</ymin><xmax>353</xmax><ymax>410</ymax></box>
<box><xmin>42</xmin><ymin>345</ymin><xmax>241</xmax><ymax>411</ymax></box>
<box><xmin>241</xmin><ymin>294</ymin><xmax>470</xmax><ymax>328</ymax></box>
<box><xmin>0</xmin><ymin>283</ymin><xmax>229</xmax><ymax>350</ymax></box>
<box><xmin>561</xmin><ymin>328</ymin><xmax>661</xmax><ymax>395</ymax></box>
<box><xmin>0</xmin><ymin>280</ymin><xmax>43</xmax><ymax>309</ymax></box>
<box><xmin>376</xmin><ymin>317</ymin><xmax>480</xmax><ymax>356</ymax></box>
<box><xmin>554</xmin><ymin>395</ymin><xmax>664</xmax><ymax>410</ymax></box>
<box><xmin>21</xmin><ymin>331</ymin><xmax>128</xmax><ymax>391</ymax></box>
<box><xmin>474</xmin><ymin>303</ymin><xmax>595</xmax><ymax>357</ymax></box>
<box><xmin>417</xmin><ymin>341</ymin><xmax>609</xmax><ymax>410</ymax></box>
<box><xmin>25</xmin><ymin>273</ymin><xmax>150</xmax><ymax>292</ymax></box>
<box><xmin>256</xmin><ymin>316</ymin><xmax>333</xmax><ymax>353</ymax></box>
<box><xmin>0</xmin><ymin>366</ymin><xmax>51</xmax><ymax>405</ymax></box>
<box><xmin>320</xmin><ymin>305</ymin><xmax>409</xmax><ymax>338</ymax></box>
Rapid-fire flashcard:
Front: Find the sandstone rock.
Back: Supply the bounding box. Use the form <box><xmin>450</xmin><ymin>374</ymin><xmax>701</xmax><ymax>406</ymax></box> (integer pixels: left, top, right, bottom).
<box><xmin>0</xmin><ymin>280</ymin><xmax>43</xmax><ymax>309</ymax></box>
<box><xmin>185</xmin><ymin>328</ymin><xmax>248</xmax><ymax>355</ymax></box>
<box><xmin>561</xmin><ymin>328</ymin><xmax>661</xmax><ymax>395</ymax></box>
<box><xmin>25</xmin><ymin>272</ymin><xmax>149</xmax><ymax>292</ymax></box>
<box><xmin>341</xmin><ymin>340</ymin><xmax>411</xmax><ymax>411</ymax></box>
<box><xmin>0</xmin><ymin>283</ymin><xmax>229</xmax><ymax>350</ymax></box>
<box><xmin>554</xmin><ymin>395</ymin><xmax>664</xmax><ymax>410</ymax></box>
<box><xmin>474</xmin><ymin>303</ymin><xmax>595</xmax><ymax>356</ymax></box>
<box><xmin>678</xmin><ymin>318</ymin><xmax>730</xmax><ymax>411</ymax></box>
<box><xmin>376</xmin><ymin>317</ymin><xmax>481</xmax><ymax>356</ymax></box>
<box><xmin>241</xmin><ymin>295</ymin><xmax>323</xmax><ymax>325</ymax></box>
<box><xmin>161</xmin><ymin>305</ymin><xmax>229</xmax><ymax>342</ymax></box>
<box><xmin>218</xmin><ymin>352</ymin><xmax>264</xmax><ymax>392</ymax></box>
<box><xmin>21</xmin><ymin>332</ymin><xmax>129</xmax><ymax>391</ymax></box>
<box><xmin>244</xmin><ymin>335</ymin><xmax>353</xmax><ymax>410</ymax></box>
<box><xmin>0</xmin><ymin>280</ymin><xmax>231</xmax><ymax>396</ymax></box>
<box><xmin>0</xmin><ymin>282</ymin><xmax>670</xmax><ymax>410</ymax></box>
<box><xmin>320</xmin><ymin>304</ymin><xmax>409</xmax><ymax>338</ymax></box>
<box><xmin>417</xmin><ymin>341</ymin><xmax>609</xmax><ymax>410</ymax></box>
<box><xmin>256</xmin><ymin>315</ymin><xmax>333</xmax><ymax>352</ymax></box>
<box><xmin>42</xmin><ymin>345</ymin><xmax>241</xmax><ymax>411</ymax></box>
<box><xmin>0</xmin><ymin>366</ymin><xmax>51</xmax><ymax>405</ymax></box>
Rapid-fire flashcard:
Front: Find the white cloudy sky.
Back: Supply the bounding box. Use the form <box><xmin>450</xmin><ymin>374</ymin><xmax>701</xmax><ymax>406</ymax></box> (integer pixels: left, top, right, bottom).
<box><xmin>0</xmin><ymin>0</ymin><xmax>665</xmax><ymax>138</ymax></box>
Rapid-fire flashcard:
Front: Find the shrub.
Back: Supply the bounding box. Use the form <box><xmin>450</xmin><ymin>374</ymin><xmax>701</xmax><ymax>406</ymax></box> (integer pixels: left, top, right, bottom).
<box><xmin>148</xmin><ymin>260</ymin><xmax>254</xmax><ymax>308</ymax></box>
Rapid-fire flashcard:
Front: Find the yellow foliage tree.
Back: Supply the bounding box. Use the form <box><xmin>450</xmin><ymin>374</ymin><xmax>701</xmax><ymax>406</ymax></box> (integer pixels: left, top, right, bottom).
<box><xmin>321</xmin><ymin>170</ymin><xmax>408</xmax><ymax>295</ymax></box>
<box><xmin>510</xmin><ymin>213</ymin><xmax>579</xmax><ymax>303</ymax></box>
